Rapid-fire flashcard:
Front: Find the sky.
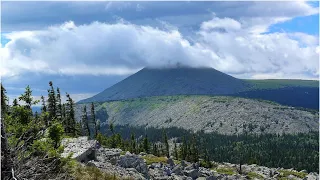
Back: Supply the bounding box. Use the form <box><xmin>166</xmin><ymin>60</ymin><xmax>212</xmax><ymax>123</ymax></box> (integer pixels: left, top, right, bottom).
<box><xmin>1</xmin><ymin>1</ymin><xmax>319</xmax><ymax>104</ymax></box>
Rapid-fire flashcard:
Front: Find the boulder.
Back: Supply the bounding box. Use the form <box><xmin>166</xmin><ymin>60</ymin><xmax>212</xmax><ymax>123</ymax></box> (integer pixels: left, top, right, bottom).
<box><xmin>61</xmin><ymin>136</ymin><xmax>97</xmax><ymax>163</ymax></box>
<box><xmin>171</xmin><ymin>174</ymin><xmax>189</xmax><ymax>180</ymax></box>
<box><xmin>193</xmin><ymin>162</ymin><xmax>200</xmax><ymax>170</ymax></box>
<box><xmin>304</xmin><ymin>173</ymin><xmax>319</xmax><ymax>180</ymax></box>
<box><xmin>184</xmin><ymin>169</ymin><xmax>200</xmax><ymax>179</ymax></box>
<box><xmin>127</xmin><ymin>168</ymin><xmax>138</xmax><ymax>173</ymax></box>
<box><xmin>117</xmin><ymin>153</ymin><xmax>148</xmax><ymax>175</ymax></box>
<box><xmin>172</xmin><ymin>165</ymin><xmax>183</xmax><ymax>175</ymax></box>
<box><xmin>287</xmin><ymin>174</ymin><xmax>295</xmax><ymax>179</ymax></box>
<box><xmin>181</xmin><ymin>160</ymin><xmax>188</xmax><ymax>167</ymax></box>
<box><xmin>164</xmin><ymin>166</ymin><xmax>172</xmax><ymax>176</ymax></box>
<box><xmin>199</xmin><ymin>167</ymin><xmax>214</xmax><ymax>177</ymax></box>
<box><xmin>96</xmin><ymin>148</ymin><xmax>122</xmax><ymax>164</ymax></box>
<box><xmin>86</xmin><ymin>161</ymin><xmax>146</xmax><ymax>180</ymax></box>
<box><xmin>300</xmin><ymin>170</ymin><xmax>307</xmax><ymax>173</ymax></box>
<box><xmin>167</xmin><ymin>158</ymin><xmax>175</xmax><ymax>167</ymax></box>
<box><xmin>205</xmin><ymin>176</ymin><xmax>217</xmax><ymax>180</ymax></box>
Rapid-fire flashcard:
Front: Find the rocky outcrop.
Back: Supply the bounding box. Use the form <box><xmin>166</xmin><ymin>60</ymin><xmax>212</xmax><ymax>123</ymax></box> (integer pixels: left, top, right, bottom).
<box><xmin>148</xmin><ymin>160</ymin><xmax>319</xmax><ymax>180</ymax></box>
<box><xmin>61</xmin><ymin>137</ymin><xmax>319</xmax><ymax>180</ymax></box>
<box><xmin>87</xmin><ymin>161</ymin><xmax>145</xmax><ymax>179</ymax></box>
<box><xmin>117</xmin><ymin>152</ymin><xmax>149</xmax><ymax>176</ymax></box>
<box><xmin>61</xmin><ymin>136</ymin><xmax>97</xmax><ymax>163</ymax></box>
<box><xmin>96</xmin><ymin>147</ymin><xmax>122</xmax><ymax>165</ymax></box>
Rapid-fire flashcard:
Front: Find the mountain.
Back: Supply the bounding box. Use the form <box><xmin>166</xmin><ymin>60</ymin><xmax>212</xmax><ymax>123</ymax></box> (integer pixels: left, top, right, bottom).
<box><xmin>78</xmin><ymin>66</ymin><xmax>251</xmax><ymax>102</ymax></box>
<box><xmin>75</xmin><ymin>95</ymin><xmax>318</xmax><ymax>135</ymax></box>
<box><xmin>79</xmin><ymin>66</ymin><xmax>319</xmax><ymax>109</ymax></box>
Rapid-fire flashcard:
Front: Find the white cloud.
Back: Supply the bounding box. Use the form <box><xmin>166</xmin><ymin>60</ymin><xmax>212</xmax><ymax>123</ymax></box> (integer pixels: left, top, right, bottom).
<box><xmin>200</xmin><ymin>17</ymin><xmax>242</xmax><ymax>32</ymax></box>
<box><xmin>1</xmin><ymin>15</ymin><xmax>319</xmax><ymax>80</ymax></box>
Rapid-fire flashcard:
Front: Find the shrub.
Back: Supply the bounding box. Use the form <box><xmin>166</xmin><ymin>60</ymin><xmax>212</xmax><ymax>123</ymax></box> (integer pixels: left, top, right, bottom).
<box><xmin>48</xmin><ymin>121</ymin><xmax>64</xmax><ymax>149</ymax></box>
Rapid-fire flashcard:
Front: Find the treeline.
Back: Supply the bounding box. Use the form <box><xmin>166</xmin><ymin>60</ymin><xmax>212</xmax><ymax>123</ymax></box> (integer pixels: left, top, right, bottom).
<box><xmin>97</xmin><ymin>124</ymin><xmax>319</xmax><ymax>172</ymax></box>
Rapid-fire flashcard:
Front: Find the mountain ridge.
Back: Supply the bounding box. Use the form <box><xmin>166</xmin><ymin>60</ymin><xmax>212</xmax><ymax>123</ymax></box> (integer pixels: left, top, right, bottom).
<box><xmin>78</xmin><ymin>66</ymin><xmax>319</xmax><ymax>109</ymax></box>
<box><xmin>75</xmin><ymin>95</ymin><xmax>319</xmax><ymax>135</ymax></box>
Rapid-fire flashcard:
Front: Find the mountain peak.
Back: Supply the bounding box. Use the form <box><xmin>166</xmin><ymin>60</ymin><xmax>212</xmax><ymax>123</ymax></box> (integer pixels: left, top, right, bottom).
<box><xmin>78</xmin><ymin>66</ymin><xmax>251</xmax><ymax>103</ymax></box>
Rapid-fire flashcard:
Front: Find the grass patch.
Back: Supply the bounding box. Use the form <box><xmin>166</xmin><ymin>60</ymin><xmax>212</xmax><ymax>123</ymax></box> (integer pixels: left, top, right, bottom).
<box><xmin>70</xmin><ymin>163</ymin><xmax>133</xmax><ymax>180</ymax></box>
<box><xmin>247</xmin><ymin>172</ymin><xmax>264</xmax><ymax>180</ymax></box>
<box><xmin>142</xmin><ymin>155</ymin><xmax>167</xmax><ymax>165</ymax></box>
<box><xmin>214</xmin><ymin>167</ymin><xmax>236</xmax><ymax>175</ymax></box>
<box><xmin>173</xmin><ymin>159</ymin><xmax>181</xmax><ymax>165</ymax></box>
<box><xmin>278</xmin><ymin>170</ymin><xmax>308</xmax><ymax>179</ymax></box>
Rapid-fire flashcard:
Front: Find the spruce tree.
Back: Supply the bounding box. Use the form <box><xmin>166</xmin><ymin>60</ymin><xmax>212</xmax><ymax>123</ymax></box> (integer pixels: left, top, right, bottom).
<box><xmin>162</xmin><ymin>130</ymin><xmax>170</xmax><ymax>158</ymax></box>
<box><xmin>90</xmin><ymin>103</ymin><xmax>97</xmax><ymax>138</ymax></box>
<box><xmin>47</xmin><ymin>81</ymin><xmax>57</xmax><ymax>120</ymax></box>
<box><xmin>66</xmin><ymin>93</ymin><xmax>75</xmax><ymax>136</ymax></box>
<box><xmin>190</xmin><ymin>134</ymin><xmax>199</xmax><ymax>162</ymax></box>
<box><xmin>12</xmin><ymin>98</ymin><xmax>18</xmax><ymax>107</ymax></box>
<box><xmin>40</xmin><ymin>95</ymin><xmax>48</xmax><ymax>126</ymax></box>
<box><xmin>82</xmin><ymin>105</ymin><xmax>90</xmax><ymax>137</ymax></box>
<box><xmin>174</xmin><ymin>142</ymin><xmax>178</xmax><ymax>159</ymax></box>
<box><xmin>1</xmin><ymin>84</ymin><xmax>7</xmax><ymax>114</ymax></box>
<box><xmin>152</xmin><ymin>143</ymin><xmax>158</xmax><ymax>156</ymax></box>
<box><xmin>109</xmin><ymin>123</ymin><xmax>114</xmax><ymax>135</ymax></box>
<box><xmin>130</xmin><ymin>133</ymin><xmax>136</xmax><ymax>153</ymax></box>
<box><xmin>61</xmin><ymin>103</ymin><xmax>66</xmax><ymax>129</ymax></box>
<box><xmin>235</xmin><ymin>141</ymin><xmax>244</xmax><ymax>174</ymax></box>
<box><xmin>18</xmin><ymin>85</ymin><xmax>34</xmax><ymax>111</ymax></box>
<box><xmin>143</xmin><ymin>134</ymin><xmax>150</xmax><ymax>153</ymax></box>
<box><xmin>56</xmin><ymin>88</ymin><xmax>62</xmax><ymax>122</ymax></box>
<box><xmin>181</xmin><ymin>136</ymin><xmax>187</xmax><ymax>160</ymax></box>
<box><xmin>18</xmin><ymin>85</ymin><xmax>39</xmax><ymax>124</ymax></box>
<box><xmin>203</xmin><ymin>148</ymin><xmax>211</xmax><ymax>168</ymax></box>
<box><xmin>41</xmin><ymin>96</ymin><xmax>46</xmax><ymax>113</ymax></box>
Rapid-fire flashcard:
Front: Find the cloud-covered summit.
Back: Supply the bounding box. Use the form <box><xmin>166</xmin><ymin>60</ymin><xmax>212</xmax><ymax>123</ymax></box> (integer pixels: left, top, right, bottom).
<box><xmin>1</xmin><ymin>1</ymin><xmax>319</xmax><ymax>99</ymax></box>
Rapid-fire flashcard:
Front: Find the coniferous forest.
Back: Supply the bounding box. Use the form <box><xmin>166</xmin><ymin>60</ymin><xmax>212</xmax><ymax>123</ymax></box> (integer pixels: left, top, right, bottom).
<box><xmin>98</xmin><ymin>125</ymin><xmax>319</xmax><ymax>172</ymax></box>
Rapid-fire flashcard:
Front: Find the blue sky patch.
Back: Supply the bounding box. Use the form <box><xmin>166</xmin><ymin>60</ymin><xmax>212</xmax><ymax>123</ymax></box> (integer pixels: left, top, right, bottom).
<box><xmin>268</xmin><ymin>14</ymin><xmax>319</xmax><ymax>35</ymax></box>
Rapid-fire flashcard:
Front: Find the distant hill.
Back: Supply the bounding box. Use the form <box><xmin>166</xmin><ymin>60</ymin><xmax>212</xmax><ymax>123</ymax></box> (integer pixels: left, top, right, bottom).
<box><xmin>75</xmin><ymin>95</ymin><xmax>319</xmax><ymax>135</ymax></box>
<box><xmin>78</xmin><ymin>67</ymin><xmax>319</xmax><ymax>109</ymax></box>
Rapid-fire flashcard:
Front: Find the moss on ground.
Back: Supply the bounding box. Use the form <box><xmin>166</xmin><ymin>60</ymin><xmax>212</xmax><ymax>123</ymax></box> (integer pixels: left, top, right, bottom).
<box><xmin>142</xmin><ymin>155</ymin><xmax>168</xmax><ymax>165</ymax></box>
<box><xmin>213</xmin><ymin>167</ymin><xmax>236</xmax><ymax>175</ymax></box>
<box><xmin>278</xmin><ymin>170</ymin><xmax>308</xmax><ymax>179</ymax></box>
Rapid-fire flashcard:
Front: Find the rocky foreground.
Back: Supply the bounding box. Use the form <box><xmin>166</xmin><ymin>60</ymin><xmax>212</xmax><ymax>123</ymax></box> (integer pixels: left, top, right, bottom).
<box><xmin>62</xmin><ymin>137</ymin><xmax>319</xmax><ymax>180</ymax></box>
